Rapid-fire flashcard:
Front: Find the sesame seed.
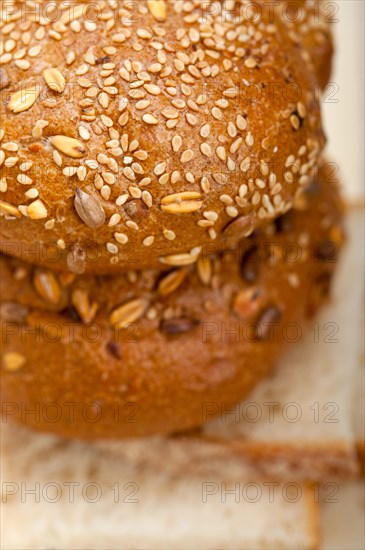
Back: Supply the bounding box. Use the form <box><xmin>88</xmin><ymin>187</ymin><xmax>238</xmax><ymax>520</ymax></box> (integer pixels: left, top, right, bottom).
<box><xmin>44</xmin><ymin>219</ymin><xmax>55</xmax><ymax>230</ymax></box>
<box><xmin>2</xmin><ymin>142</ymin><xmax>18</xmax><ymax>152</ymax></box>
<box><xmin>63</xmin><ymin>166</ymin><xmax>77</xmax><ymax>177</ymax></box>
<box><xmin>163</xmin><ymin>229</ymin><xmax>176</xmax><ymax>241</ymax></box>
<box><xmin>216</xmin><ymin>146</ymin><xmax>226</xmax><ymax>162</ymax></box>
<box><xmin>239</xmin><ymin>184</ymin><xmax>248</xmax><ymax>197</ymax></box>
<box><xmin>297</xmin><ymin>102</ymin><xmax>307</xmax><ymax>118</ymax></box>
<box><xmin>4</xmin><ymin>157</ymin><xmax>19</xmax><ymax>168</ymax></box>
<box><xmin>19</xmin><ymin>161</ymin><xmax>33</xmax><ymax>172</ymax></box>
<box><xmin>244</xmin><ymin>57</ymin><xmax>257</xmax><ymax>68</ymax></box>
<box><xmin>230</xmin><ymin>137</ymin><xmax>243</xmax><ymax>154</ymax></box>
<box><xmin>255</xmin><ymin>179</ymin><xmax>266</xmax><ymax>189</ymax></box>
<box><xmin>236</xmin><ymin>115</ymin><xmax>247</xmax><ymax>131</ymax></box>
<box><xmin>79</xmin><ymin>126</ymin><xmax>91</xmax><ymax>140</ymax></box>
<box><xmin>290</xmin><ymin>114</ymin><xmax>300</xmax><ymax>130</ymax></box>
<box><xmin>126</xmin><ymin>220</ymin><xmax>139</xmax><ymax>231</ymax></box>
<box><xmin>0</xmin><ymin>178</ymin><xmax>7</xmax><ymax>193</ymax></box>
<box><xmin>245</xmin><ymin>133</ymin><xmax>254</xmax><ymax>146</ymax></box>
<box><xmin>211</xmin><ymin>107</ymin><xmax>222</xmax><ymax>120</ymax></box>
<box><xmin>172</xmin><ymin>135</ymin><xmax>182</xmax><ymax>152</ymax></box>
<box><xmin>129</xmin><ymin>186</ymin><xmax>142</xmax><ymax>199</ymax></box>
<box><xmin>154</xmin><ymin>162</ymin><xmax>167</xmax><ymax>176</ymax></box>
<box><xmin>114</xmin><ymin>232</ymin><xmax>128</xmax><ymax>244</ymax></box>
<box><xmin>17</xmin><ymin>174</ymin><xmax>33</xmax><ymax>185</ymax></box>
<box><xmin>143</xmin><ymin>236</ymin><xmax>154</xmax><ymax>247</ymax></box>
<box><xmin>200</xmin><ymin>143</ymin><xmax>212</xmax><ymax>157</ymax></box>
<box><xmin>203</xmin><ymin>211</ymin><xmax>218</xmax><ymax>222</ymax></box>
<box><xmin>144</xmin><ymin>83</ymin><xmax>161</xmax><ymax>95</ymax></box>
<box><xmin>101</xmin><ymin>185</ymin><xmax>111</xmax><ymax>200</ymax></box>
<box><xmin>252</xmin><ymin>191</ymin><xmax>261</xmax><ymax>205</ymax></box>
<box><xmin>200</xmin><ymin>124</ymin><xmax>211</xmax><ymax>138</ymax></box>
<box><xmin>142</xmin><ymin>113</ymin><xmax>158</xmax><ymax>125</ymax></box>
<box><xmin>107</xmin><ymin>243</ymin><xmax>118</xmax><ymax>254</ymax></box>
<box><xmin>226</xmin><ymin>206</ymin><xmax>238</xmax><ymax>218</ymax></box>
<box><xmin>180</xmin><ymin>149</ymin><xmax>194</xmax><ymax>164</ymax></box>
<box><xmin>77</xmin><ymin>166</ymin><xmax>87</xmax><ymax>181</ymax></box>
<box><xmin>220</xmin><ymin>194</ymin><xmax>233</xmax><ymax>205</ymax></box>
<box><xmin>240</xmin><ymin>157</ymin><xmax>251</xmax><ymax>172</ymax></box>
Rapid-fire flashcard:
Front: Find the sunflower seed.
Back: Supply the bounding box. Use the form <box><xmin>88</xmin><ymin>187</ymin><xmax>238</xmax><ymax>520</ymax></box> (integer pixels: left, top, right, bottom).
<box><xmin>161</xmin><ymin>192</ymin><xmax>202</xmax><ymax>214</ymax></box>
<box><xmin>33</xmin><ymin>269</ymin><xmax>62</xmax><ymax>304</ymax></box>
<box><xmin>51</xmin><ymin>135</ymin><xmax>86</xmax><ymax>158</ymax></box>
<box><xmin>74</xmin><ymin>188</ymin><xmax>105</xmax><ymax>228</ymax></box>
<box><xmin>142</xmin><ymin>113</ymin><xmax>158</xmax><ymax>125</ymax></box>
<box><xmin>109</xmin><ymin>298</ymin><xmax>148</xmax><ymax>327</ymax></box>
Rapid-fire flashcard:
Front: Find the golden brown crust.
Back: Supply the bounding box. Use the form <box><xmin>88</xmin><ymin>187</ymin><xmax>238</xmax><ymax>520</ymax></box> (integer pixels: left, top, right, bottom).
<box><xmin>356</xmin><ymin>440</ymin><xmax>365</xmax><ymax>476</ymax></box>
<box><xmin>0</xmin><ymin>162</ymin><xmax>345</xmax><ymax>438</ymax></box>
<box><xmin>273</xmin><ymin>0</ymin><xmax>334</xmax><ymax>90</ymax></box>
<box><xmin>0</xmin><ymin>0</ymin><xmax>326</xmax><ymax>273</ymax></box>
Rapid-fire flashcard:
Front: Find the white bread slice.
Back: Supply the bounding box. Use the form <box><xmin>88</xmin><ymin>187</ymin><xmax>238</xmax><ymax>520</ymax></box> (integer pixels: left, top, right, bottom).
<box><xmin>1</xmin><ymin>422</ymin><xmax>319</xmax><ymax>550</ymax></box>
<box><xmin>354</xmin><ymin>296</ymin><xmax>365</xmax><ymax>471</ymax></box>
<box><xmin>320</xmin><ymin>481</ymin><xmax>365</xmax><ymax>550</ymax></box>
<box><xmin>92</xmin><ymin>208</ymin><xmax>364</xmax><ymax>480</ymax></box>
<box><xmin>319</xmin><ymin>342</ymin><xmax>364</xmax><ymax>550</ymax></box>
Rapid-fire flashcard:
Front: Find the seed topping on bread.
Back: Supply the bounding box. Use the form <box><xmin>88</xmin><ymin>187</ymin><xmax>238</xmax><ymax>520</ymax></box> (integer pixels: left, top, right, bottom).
<box><xmin>0</xmin><ymin>0</ymin><xmax>328</xmax><ymax>270</ymax></box>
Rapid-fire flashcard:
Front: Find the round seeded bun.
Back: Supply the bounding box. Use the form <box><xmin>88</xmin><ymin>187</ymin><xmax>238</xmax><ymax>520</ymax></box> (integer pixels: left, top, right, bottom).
<box><xmin>0</xmin><ymin>0</ymin><xmax>329</xmax><ymax>273</ymax></box>
<box><xmin>0</xmin><ymin>162</ymin><xmax>345</xmax><ymax>439</ymax></box>
<box><xmin>271</xmin><ymin>0</ymin><xmax>334</xmax><ymax>91</ymax></box>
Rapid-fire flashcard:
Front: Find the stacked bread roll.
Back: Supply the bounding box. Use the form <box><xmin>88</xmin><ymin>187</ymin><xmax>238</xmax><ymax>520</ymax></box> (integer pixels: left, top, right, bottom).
<box><xmin>0</xmin><ymin>0</ymin><xmax>344</xmax><ymax>438</ymax></box>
